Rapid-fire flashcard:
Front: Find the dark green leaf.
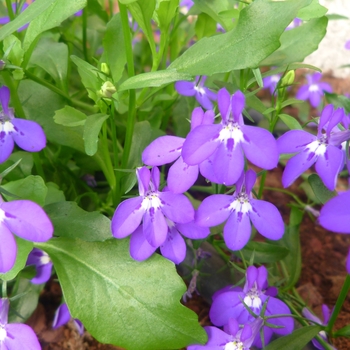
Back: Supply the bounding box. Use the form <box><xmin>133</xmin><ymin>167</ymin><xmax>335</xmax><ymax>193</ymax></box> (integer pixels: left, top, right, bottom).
<box><xmin>169</xmin><ymin>0</ymin><xmax>312</xmax><ymax>75</ymax></box>
<box><xmin>45</xmin><ymin>182</ymin><xmax>66</xmax><ymax>206</ymax></box>
<box><xmin>54</xmin><ymin>106</ymin><xmax>87</xmax><ymax>127</ymax></box>
<box><xmin>334</xmin><ymin>324</ymin><xmax>350</xmax><ymax>338</ymax></box>
<box><xmin>83</xmin><ymin>114</ymin><xmax>109</xmax><ymax>156</ymax></box>
<box><xmin>195</xmin><ymin>13</ymin><xmax>217</xmax><ymax>40</ymax></box>
<box><xmin>38</xmin><ymin>238</ymin><xmax>207</xmax><ymax>350</ymax></box>
<box><xmin>3</xmin><ymin>35</ymin><xmax>24</xmax><ymax>66</ymax></box>
<box><xmin>308</xmin><ymin>174</ymin><xmax>337</xmax><ymax>204</ymax></box>
<box><xmin>44</xmin><ymin>201</ymin><xmax>112</xmax><ymax>242</ymax></box>
<box><xmin>264</xmin><ymin>325</ymin><xmax>323</xmax><ymax>350</ymax></box>
<box><xmin>325</xmin><ymin>92</ymin><xmax>350</xmax><ymax>114</ymax></box>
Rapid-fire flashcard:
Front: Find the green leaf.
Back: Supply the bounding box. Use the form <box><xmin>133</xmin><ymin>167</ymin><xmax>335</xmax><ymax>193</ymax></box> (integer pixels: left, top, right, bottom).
<box><xmin>308</xmin><ymin>174</ymin><xmax>337</xmax><ymax>204</ymax></box>
<box><xmin>83</xmin><ymin>113</ymin><xmax>109</xmax><ymax>156</ymax></box>
<box><xmin>54</xmin><ymin>106</ymin><xmax>87</xmax><ymax>127</ymax></box>
<box><xmin>45</xmin><ymin>182</ymin><xmax>65</xmax><ymax>206</ymax></box>
<box><xmin>2</xmin><ymin>175</ymin><xmax>47</xmax><ymax>205</ymax></box>
<box><xmin>23</xmin><ymin>0</ymin><xmax>87</xmax><ymax>51</ymax></box>
<box><xmin>233</xmin><ymin>241</ymin><xmax>289</xmax><ymax>264</ymax></box>
<box><xmin>334</xmin><ymin>324</ymin><xmax>350</xmax><ymax>338</ymax></box>
<box><xmin>195</xmin><ymin>13</ymin><xmax>217</xmax><ymax>40</ymax></box>
<box><xmin>261</xmin><ymin>16</ymin><xmax>327</xmax><ymax>66</ymax></box>
<box><xmin>0</xmin><ymin>237</ymin><xmax>33</xmax><ymax>281</ymax></box>
<box><xmin>29</xmin><ymin>38</ymin><xmax>68</xmax><ymax>84</ymax></box>
<box><xmin>327</xmin><ymin>14</ymin><xmax>348</xmax><ymax>20</ymax></box>
<box><xmin>280</xmin><ymin>99</ymin><xmax>304</xmax><ymax>108</ymax></box>
<box><xmin>252</xmin><ymin>68</ymin><xmax>263</xmax><ymax>88</ymax></box>
<box><xmin>297</xmin><ymin>0</ymin><xmax>328</xmax><ymax>20</ymax></box>
<box><xmin>325</xmin><ymin>92</ymin><xmax>350</xmax><ymax>114</ymax></box>
<box><xmin>264</xmin><ymin>325</ymin><xmax>323</xmax><ymax>350</ymax></box>
<box><xmin>38</xmin><ymin>238</ymin><xmax>207</xmax><ymax>350</ymax></box>
<box><xmin>118</xmin><ymin>69</ymin><xmax>193</xmax><ymax>91</ymax></box>
<box><xmin>44</xmin><ymin>201</ymin><xmax>112</xmax><ymax>242</ymax></box>
<box><xmin>0</xmin><ymin>0</ymin><xmax>55</xmax><ymax>42</ymax></box>
<box><xmin>103</xmin><ymin>14</ymin><xmax>126</xmax><ymax>84</ymax></box>
<box><xmin>279</xmin><ymin>113</ymin><xmax>302</xmax><ymax>130</ymax></box>
<box><xmin>156</xmin><ymin>0</ymin><xmax>179</xmax><ymax>31</ymax></box>
<box><xmin>3</xmin><ymin>35</ymin><xmax>24</xmax><ymax>66</ymax></box>
<box><xmin>169</xmin><ymin>0</ymin><xmax>312</xmax><ymax>75</ymax></box>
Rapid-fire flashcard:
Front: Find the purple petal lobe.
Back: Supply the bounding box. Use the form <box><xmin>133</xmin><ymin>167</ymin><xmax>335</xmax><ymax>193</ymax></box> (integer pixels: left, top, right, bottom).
<box><xmin>309</xmin><ymin>90</ymin><xmax>322</xmax><ymax>108</ymax></box>
<box><xmin>196</xmin><ymin>91</ymin><xmax>213</xmax><ymax>110</ymax></box>
<box><xmin>296</xmin><ymin>85</ymin><xmax>310</xmax><ymax>101</ymax></box>
<box><xmin>5</xmin><ymin>323</ymin><xmax>41</xmax><ymax>349</ymax></box>
<box><xmin>0</xmin><ymin>298</ymin><xmax>9</xmax><ymax>325</ymax></box>
<box><xmin>223</xmin><ymin>211</ymin><xmax>251</xmax><ymax>251</ymax></box>
<box><xmin>277</xmin><ymin>130</ymin><xmax>316</xmax><ymax>154</ymax></box>
<box><xmin>315</xmin><ymin>145</ymin><xmax>344</xmax><ymax>191</ymax></box>
<box><xmin>31</xmin><ymin>261</ymin><xmax>53</xmax><ymax>285</ymax></box>
<box><xmin>130</xmin><ymin>226</ymin><xmax>157</xmax><ymax>261</ymax></box>
<box><xmin>217</xmin><ymin>88</ymin><xmax>231</xmax><ymax>122</ymax></box>
<box><xmin>176</xmin><ymin>220</ymin><xmax>210</xmax><ymax>239</ymax></box>
<box><xmin>175</xmin><ymin>81</ymin><xmax>196</xmax><ymax>96</ymax></box>
<box><xmin>160</xmin><ymin>226</ymin><xmax>186</xmax><ymax>264</ymax></box>
<box><xmin>2</xmin><ymin>200</ymin><xmax>53</xmax><ymax>242</ymax></box>
<box><xmin>0</xmin><ymin>223</ymin><xmax>17</xmax><ymax>273</ymax></box>
<box><xmin>11</xmin><ymin>119</ymin><xmax>46</xmax><ymax>152</ymax></box>
<box><xmin>167</xmin><ymin>157</ymin><xmax>198</xmax><ymax>194</ymax></box>
<box><xmin>142</xmin><ymin>136</ymin><xmax>184</xmax><ymax>166</ymax></box>
<box><xmin>199</xmin><ymin>156</ymin><xmax>219</xmax><ymax>183</ymax></box>
<box><xmin>245</xmin><ymin>169</ymin><xmax>257</xmax><ymax>194</ymax></box>
<box><xmin>159</xmin><ymin>192</ymin><xmax>194</xmax><ymax>223</ymax></box>
<box><xmin>249</xmin><ymin>199</ymin><xmax>284</xmax><ymax>240</ymax></box>
<box><xmin>136</xmin><ymin>167</ymin><xmax>150</xmax><ymax>196</ymax></box>
<box><xmin>0</xmin><ymin>86</ymin><xmax>10</xmax><ymax>115</ymax></box>
<box><xmin>241</xmin><ymin>125</ymin><xmax>278</xmax><ymax>169</ymax></box>
<box><xmin>319</xmin><ymin>104</ymin><xmax>333</xmax><ymax>131</ymax></box>
<box><xmin>196</xmin><ymin>195</ymin><xmax>232</xmax><ymax>227</ymax></box>
<box><xmin>182</xmin><ymin>124</ymin><xmax>221</xmax><ymax>165</ymax></box>
<box><xmin>143</xmin><ymin>207</ymin><xmax>167</xmax><ymax>247</ymax></box>
<box><xmin>0</xmin><ymin>126</ymin><xmax>15</xmax><ymax>163</ymax></box>
<box><xmin>190</xmin><ymin>107</ymin><xmax>205</xmax><ymax>130</ymax></box>
<box><xmin>111</xmin><ymin>197</ymin><xmax>145</xmax><ymax>238</ymax></box>
<box><xmin>52</xmin><ymin>303</ymin><xmax>71</xmax><ymax>329</ymax></box>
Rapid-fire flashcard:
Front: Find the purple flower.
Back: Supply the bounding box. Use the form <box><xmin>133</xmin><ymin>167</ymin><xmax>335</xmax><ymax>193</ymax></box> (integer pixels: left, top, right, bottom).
<box><xmin>263</xmin><ymin>74</ymin><xmax>281</xmax><ymax>95</ymax></box>
<box><xmin>188</xmin><ymin>317</ymin><xmax>263</xmax><ymax>350</ymax></box>
<box><xmin>209</xmin><ymin>266</ymin><xmax>294</xmax><ymax>347</ymax></box>
<box><xmin>296</xmin><ymin>72</ymin><xmax>332</xmax><ymax>108</ymax></box>
<box><xmin>26</xmin><ymin>248</ymin><xmax>53</xmax><ymax>284</ymax></box>
<box><xmin>53</xmin><ymin>303</ymin><xmax>84</xmax><ymax>336</ymax></box>
<box><xmin>111</xmin><ymin>167</ymin><xmax>195</xmax><ymax>254</ymax></box>
<box><xmin>0</xmin><ymin>298</ymin><xmax>41</xmax><ymax>349</ymax></box>
<box><xmin>182</xmin><ymin>88</ymin><xmax>278</xmax><ymax>186</ymax></box>
<box><xmin>180</xmin><ymin>0</ymin><xmax>194</xmax><ymax>14</ymax></box>
<box><xmin>0</xmin><ymin>196</ymin><xmax>53</xmax><ymax>273</ymax></box>
<box><xmin>302</xmin><ymin>305</ymin><xmax>336</xmax><ymax>350</ymax></box>
<box><xmin>175</xmin><ymin>76</ymin><xmax>217</xmax><ymax>110</ymax></box>
<box><xmin>0</xmin><ymin>86</ymin><xmax>46</xmax><ymax>163</ymax></box>
<box><xmin>0</xmin><ymin>3</ymin><xmax>29</xmax><ymax>31</ymax></box>
<box><xmin>286</xmin><ymin>18</ymin><xmax>303</xmax><ymax>30</ymax></box>
<box><xmin>196</xmin><ymin>169</ymin><xmax>284</xmax><ymax>251</ymax></box>
<box><xmin>142</xmin><ymin>107</ymin><xmax>214</xmax><ymax>193</ymax></box>
<box><xmin>277</xmin><ymin>105</ymin><xmax>350</xmax><ymax>190</ymax></box>
<box><xmin>318</xmin><ymin>190</ymin><xmax>350</xmax><ymax>233</ymax></box>
<box><xmin>345</xmin><ymin>40</ymin><xmax>350</xmax><ymax>50</ymax></box>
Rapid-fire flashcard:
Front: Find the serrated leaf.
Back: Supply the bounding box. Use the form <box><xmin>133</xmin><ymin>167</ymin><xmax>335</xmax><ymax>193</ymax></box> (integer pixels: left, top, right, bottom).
<box><xmin>119</xmin><ymin>69</ymin><xmax>193</xmax><ymax>91</ymax></box>
<box><xmin>264</xmin><ymin>325</ymin><xmax>323</xmax><ymax>350</ymax></box>
<box><xmin>0</xmin><ymin>237</ymin><xmax>33</xmax><ymax>281</ymax></box>
<box><xmin>83</xmin><ymin>113</ymin><xmax>109</xmax><ymax>156</ymax></box>
<box><xmin>280</xmin><ymin>99</ymin><xmax>304</xmax><ymax>108</ymax></box>
<box><xmin>0</xmin><ymin>0</ymin><xmax>55</xmax><ymax>42</ymax></box>
<box><xmin>169</xmin><ymin>0</ymin><xmax>312</xmax><ymax>75</ymax></box>
<box><xmin>23</xmin><ymin>0</ymin><xmax>86</xmax><ymax>51</ymax></box>
<box><xmin>279</xmin><ymin>113</ymin><xmax>302</xmax><ymax>130</ymax></box>
<box><xmin>37</xmin><ymin>238</ymin><xmax>207</xmax><ymax>350</ymax></box>
<box><xmin>54</xmin><ymin>106</ymin><xmax>87</xmax><ymax>127</ymax></box>
<box><xmin>44</xmin><ymin>201</ymin><xmax>112</xmax><ymax>242</ymax></box>
<box><xmin>308</xmin><ymin>174</ymin><xmax>337</xmax><ymax>204</ymax></box>
<box><xmin>261</xmin><ymin>16</ymin><xmax>327</xmax><ymax>66</ymax></box>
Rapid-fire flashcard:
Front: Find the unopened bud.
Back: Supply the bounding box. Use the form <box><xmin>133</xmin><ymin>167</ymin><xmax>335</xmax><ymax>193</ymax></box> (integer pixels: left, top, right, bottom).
<box><xmin>99</xmin><ymin>81</ymin><xmax>116</xmax><ymax>98</ymax></box>
<box><xmin>281</xmin><ymin>70</ymin><xmax>295</xmax><ymax>87</ymax></box>
<box><xmin>101</xmin><ymin>63</ymin><xmax>110</xmax><ymax>75</ymax></box>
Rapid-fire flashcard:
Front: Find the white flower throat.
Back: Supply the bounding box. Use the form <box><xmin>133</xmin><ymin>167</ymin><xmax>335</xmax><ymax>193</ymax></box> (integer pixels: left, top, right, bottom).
<box><xmin>230</xmin><ymin>193</ymin><xmax>252</xmax><ymax>214</ymax></box>
<box><xmin>244</xmin><ymin>284</ymin><xmax>262</xmax><ymax>310</ymax></box>
<box><xmin>225</xmin><ymin>340</ymin><xmax>245</xmax><ymax>350</ymax></box>
<box><xmin>219</xmin><ymin>122</ymin><xmax>244</xmax><ymax>145</ymax></box>
<box><xmin>141</xmin><ymin>191</ymin><xmax>162</xmax><ymax>211</ymax></box>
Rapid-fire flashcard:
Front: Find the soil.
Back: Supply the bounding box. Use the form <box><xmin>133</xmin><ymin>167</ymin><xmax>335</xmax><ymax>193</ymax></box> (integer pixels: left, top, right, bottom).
<box><xmin>25</xmin><ymin>73</ymin><xmax>350</xmax><ymax>349</ymax></box>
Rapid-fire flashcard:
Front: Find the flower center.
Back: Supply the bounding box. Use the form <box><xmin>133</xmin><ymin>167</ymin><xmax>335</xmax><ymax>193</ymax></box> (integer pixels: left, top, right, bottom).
<box><xmin>244</xmin><ymin>286</ymin><xmax>262</xmax><ymax>310</ymax></box>
<box><xmin>224</xmin><ymin>340</ymin><xmax>244</xmax><ymax>350</ymax></box>
<box><xmin>0</xmin><ymin>108</ymin><xmax>14</xmax><ymax>123</ymax></box>
<box><xmin>40</xmin><ymin>252</ymin><xmax>51</xmax><ymax>265</ymax></box>
<box><xmin>307</xmin><ymin>136</ymin><xmax>327</xmax><ymax>156</ymax></box>
<box><xmin>194</xmin><ymin>85</ymin><xmax>205</xmax><ymax>95</ymax></box>
<box><xmin>219</xmin><ymin>121</ymin><xmax>244</xmax><ymax>145</ymax></box>
<box><xmin>0</xmin><ymin>327</ymin><xmax>7</xmax><ymax>341</ymax></box>
<box><xmin>270</xmin><ymin>75</ymin><xmax>280</xmax><ymax>83</ymax></box>
<box><xmin>141</xmin><ymin>191</ymin><xmax>162</xmax><ymax>211</ymax></box>
<box><xmin>229</xmin><ymin>193</ymin><xmax>252</xmax><ymax>214</ymax></box>
<box><xmin>309</xmin><ymin>84</ymin><xmax>319</xmax><ymax>92</ymax></box>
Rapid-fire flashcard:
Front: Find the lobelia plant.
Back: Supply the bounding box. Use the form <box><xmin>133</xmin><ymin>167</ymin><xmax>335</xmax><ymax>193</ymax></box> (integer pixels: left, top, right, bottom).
<box><xmin>0</xmin><ymin>0</ymin><xmax>350</xmax><ymax>349</ymax></box>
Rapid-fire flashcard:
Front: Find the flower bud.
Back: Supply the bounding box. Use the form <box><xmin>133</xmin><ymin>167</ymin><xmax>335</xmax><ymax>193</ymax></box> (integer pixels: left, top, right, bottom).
<box><xmin>101</xmin><ymin>62</ymin><xmax>110</xmax><ymax>75</ymax></box>
<box><xmin>280</xmin><ymin>70</ymin><xmax>295</xmax><ymax>87</ymax></box>
<box><xmin>99</xmin><ymin>81</ymin><xmax>116</xmax><ymax>98</ymax></box>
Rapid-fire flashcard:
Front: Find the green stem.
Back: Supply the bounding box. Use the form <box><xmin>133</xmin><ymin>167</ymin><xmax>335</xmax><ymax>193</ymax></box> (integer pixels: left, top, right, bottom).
<box><xmin>257</xmin><ymin>170</ymin><xmax>267</xmax><ymax>199</ymax></box>
<box><xmin>2</xmin><ymin>71</ymin><xmax>25</xmax><ymax>118</ymax></box>
<box><xmin>32</xmin><ymin>152</ymin><xmax>46</xmax><ymax>181</ymax></box>
<box><xmin>82</xmin><ymin>8</ymin><xmax>89</xmax><ymax>62</ymax></box>
<box><xmin>2</xmin><ymin>281</ymin><xmax>7</xmax><ymax>298</ymax></box>
<box><xmin>110</xmin><ymin>104</ymin><xmax>120</xmax><ymax>205</ymax></box>
<box><xmin>5</xmin><ymin>0</ymin><xmax>14</xmax><ymax>21</ymax></box>
<box><xmin>327</xmin><ymin>275</ymin><xmax>350</xmax><ymax>337</ymax></box>
<box><xmin>119</xmin><ymin>2</ymin><xmax>136</xmax><ymax>170</ymax></box>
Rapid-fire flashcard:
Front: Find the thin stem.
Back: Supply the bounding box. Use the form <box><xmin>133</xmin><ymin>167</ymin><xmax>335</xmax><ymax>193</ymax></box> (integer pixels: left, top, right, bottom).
<box><xmin>82</xmin><ymin>8</ymin><xmax>89</xmax><ymax>62</ymax></box>
<box><xmin>5</xmin><ymin>0</ymin><xmax>15</xmax><ymax>21</ymax></box>
<box><xmin>2</xmin><ymin>71</ymin><xmax>25</xmax><ymax>118</ymax></box>
<box><xmin>257</xmin><ymin>170</ymin><xmax>267</xmax><ymax>199</ymax></box>
<box><xmin>110</xmin><ymin>104</ymin><xmax>120</xmax><ymax>205</ymax></box>
<box><xmin>2</xmin><ymin>281</ymin><xmax>7</xmax><ymax>298</ymax></box>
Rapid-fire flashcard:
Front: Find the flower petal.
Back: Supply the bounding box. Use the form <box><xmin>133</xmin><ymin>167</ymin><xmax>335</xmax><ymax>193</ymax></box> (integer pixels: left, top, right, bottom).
<box><xmin>265</xmin><ymin>297</ymin><xmax>294</xmax><ymax>335</ymax></box>
<box><xmin>5</xmin><ymin>323</ymin><xmax>41</xmax><ymax>349</ymax></box>
<box><xmin>0</xmin><ymin>86</ymin><xmax>10</xmax><ymax>115</ymax></box>
<box><xmin>231</xmin><ymin>90</ymin><xmax>245</xmax><ymax>123</ymax></box>
<box><xmin>190</xmin><ymin>107</ymin><xmax>205</xmax><ymax>130</ymax></box>
<box><xmin>196</xmin><ymin>91</ymin><xmax>213</xmax><ymax>110</ymax></box>
<box><xmin>199</xmin><ymin>156</ymin><xmax>220</xmax><ymax>183</ymax></box>
<box><xmin>309</xmin><ymin>90</ymin><xmax>322</xmax><ymax>108</ymax></box>
<box><xmin>111</xmin><ymin>197</ymin><xmax>145</xmax><ymax>238</ymax></box>
<box><xmin>0</xmin><ymin>223</ymin><xmax>17</xmax><ymax>273</ymax></box>
<box><xmin>296</xmin><ymin>85</ymin><xmax>310</xmax><ymax>101</ymax></box>
<box><xmin>0</xmin><ymin>298</ymin><xmax>9</xmax><ymax>325</ymax></box>
<box><xmin>315</xmin><ymin>145</ymin><xmax>344</xmax><ymax>191</ymax></box>
<box><xmin>196</xmin><ymin>194</ymin><xmax>232</xmax><ymax>227</ymax></box>
<box><xmin>11</xmin><ymin>119</ymin><xmax>46</xmax><ymax>152</ymax></box>
<box><xmin>182</xmin><ymin>124</ymin><xmax>221</xmax><ymax>165</ymax></box>
<box><xmin>0</xmin><ymin>126</ymin><xmax>15</xmax><ymax>163</ymax></box>
<box><xmin>241</xmin><ymin>125</ymin><xmax>278</xmax><ymax>169</ymax></box>
<box><xmin>159</xmin><ymin>192</ymin><xmax>194</xmax><ymax>223</ymax></box>
<box><xmin>249</xmin><ymin>199</ymin><xmax>284</xmax><ymax>240</ymax></box>
<box><xmin>136</xmin><ymin>167</ymin><xmax>150</xmax><ymax>196</ymax></box>
<box><xmin>2</xmin><ymin>200</ymin><xmax>53</xmax><ymax>242</ymax></box>
<box><xmin>176</xmin><ymin>220</ymin><xmax>210</xmax><ymax>239</ymax></box>
<box><xmin>31</xmin><ymin>261</ymin><xmax>53</xmax><ymax>285</ymax></box>
<box><xmin>143</xmin><ymin>207</ymin><xmax>167</xmax><ymax>247</ymax></box>
<box><xmin>142</xmin><ymin>136</ymin><xmax>184</xmax><ymax>166</ymax></box>
<box><xmin>188</xmin><ymin>326</ymin><xmax>231</xmax><ymax>350</ymax></box>
<box><xmin>130</xmin><ymin>226</ymin><xmax>157</xmax><ymax>261</ymax></box>
<box><xmin>223</xmin><ymin>211</ymin><xmax>251</xmax><ymax>251</ymax></box>
<box><xmin>277</xmin><ymin>130</ymin><xmax>316</xmax><ymax>154</ymax></box>
<box><xmin>175</xmin><ymin>81</ymin><xmax>196</xmax><ymax>96</ymax></box>
<box><xmin>217</xmin><ymin>88</ymin><xmax>231</xmax><ymax>122</ymax></box>
<box><xmin>160</xmin><ymin>226</ymin><xmax>186</xmax><ymax>264</ymax></box>
<box><xmin>52</xmin><ymin>303</ymin><xmax>71</xmax><ymax>328</ymax></box>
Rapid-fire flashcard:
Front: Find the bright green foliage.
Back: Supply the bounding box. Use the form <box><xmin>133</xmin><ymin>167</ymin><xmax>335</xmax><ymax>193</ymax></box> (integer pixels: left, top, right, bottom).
<box><xmin>279</xmin><ymin>114</ymin><xmax>303</xmax><ymax>130</ymax></box>
<box><xmin>54</xmin><ymin>106</ymin><xmax>87</xmax><ymax>127</ymax></box>
<box><xmin>83</xmin><ymin>114</ymin><xmax>109</xmax><ymax>156</ymax></box>
<box><xmin>44</xmin><ymin>201</ymin><xmax>112</xmax><ymax>242</ymax></box>
<box><xmin>3</xmin><ymin>35</ymin><xmax>23</xmax><ymax>67</ymax></box>
<box><xmin>195</xmin><ymin>13</ymin><xmax>217</xmax><ymax>40</ymax></box>
<box><xmin>155</xmin><ymin>0</ymin><xmax>179</xmax><ymax>32</ymax></box>
<box><xmin>38</xmin><ymin>238</ymin><xmax>207</xmax><ymax>350</ymax></box>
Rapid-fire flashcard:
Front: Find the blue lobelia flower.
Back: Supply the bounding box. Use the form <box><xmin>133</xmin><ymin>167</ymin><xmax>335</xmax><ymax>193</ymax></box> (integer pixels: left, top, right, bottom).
<box><xmin>188</xmin><ymin>317</ymin><xmax>263</xmax><ymax>350</ymax></box>
<box><xmin>52</xmin><ymin>303</ymin><xmax>84</xmax><ymax>336</ymax></box>
<box><xmin>0</xmin><ymin>86</ymin><xmax>47</xmax><ymax>163</ymax></box>
<box><xmin>182</xmin><ymin>88</ymin><xmax>278</xmax><ymax>186</ymax></box>
<box><xmin>175</xmin><ymin>76</ymin><xmax>217</xmax><ymax>110</ymax></box>
<box><xmin>26</xmin><ymin>248</ymin><xmax>53</xmax><ymax>284</ymax></box>
<box><xmin>296</xmin><ymin>72</ymin><xmax>332</xmax><ymax>108</ymax></box>
<box><xmin>0</xmin><ymin>298</ymin><xmax>41</xmax><ymax>349</ymax></box>
<box><xmin>196</xmin><ymin>169</ymin><xmax>284</xmax><ymax>251</ymax></box>
<box><xmin>277</xmin><ymin>104</ymin><xmax>350</xmax><ymax>191</ymax></box>
<box><xmin>263</xmin><ymin>74</ymin><xmax>281</xmax><ymax>95</ymax></box>
<box><xmin>0</xmin><ymin>196</ymin><xmax>53</xmax><ymax>273</ymax></box>
<box><xmin>111</xmin><ymin>166</ymin><xmax>196</xmax><ymax>258</ymax></box>
<box><xmin>209</xmin><ymin>266</ymin><xmax>294</xmax><ymax>348</ymax></box>
<box><xmin>142</xmin><ymin>107</ymin><xmax>214</xmax><ymax>193</ymax></box>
